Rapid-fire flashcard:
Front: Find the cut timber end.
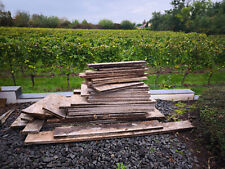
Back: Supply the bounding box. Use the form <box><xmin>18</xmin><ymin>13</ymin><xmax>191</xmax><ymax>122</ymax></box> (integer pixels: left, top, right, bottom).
<box><xmin>24</xmin><ymin>120</ymin><xmax>194</xmax><ymax>145</ymax></box>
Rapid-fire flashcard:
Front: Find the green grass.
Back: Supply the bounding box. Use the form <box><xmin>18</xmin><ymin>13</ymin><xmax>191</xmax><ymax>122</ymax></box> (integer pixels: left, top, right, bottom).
<box><xmin>0</xmin><ymin>75</ymin><xmax>83</xmax><ymax>93</ymax></box>
<box><xmin>0</xmin><ymin>70</ymin><xmax>224</xmax><ymax>94</ymax></box>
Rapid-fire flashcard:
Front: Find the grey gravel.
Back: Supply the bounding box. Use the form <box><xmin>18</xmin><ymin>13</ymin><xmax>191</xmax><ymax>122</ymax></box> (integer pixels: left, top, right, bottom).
<box><xmin>0</xmin><ymin>101</ymin><xmax>197</xmax><ymax>169</ymax></box>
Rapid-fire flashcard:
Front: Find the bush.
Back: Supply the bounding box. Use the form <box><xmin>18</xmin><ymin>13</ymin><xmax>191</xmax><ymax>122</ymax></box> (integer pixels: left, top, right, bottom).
<box><xmin>98</xmin><ymin>19</ymin><xmax>114</xmax><ymax>29</ymax></box>
<box><xmin>197</xmin><ymin>87</ymin><xmax>225</xmax><ymax>158</ymax></box>
<box><xmin>120</xmin><ymin>20</ymin><xmax>135</xmax><ymax>29</ymax></box>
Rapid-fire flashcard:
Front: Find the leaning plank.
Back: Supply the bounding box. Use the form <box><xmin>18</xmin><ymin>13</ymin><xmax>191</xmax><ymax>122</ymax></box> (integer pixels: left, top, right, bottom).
<box><xmin>54</xmin><ymin>120</ymin><xmax>162</xmax><ymax>138</ymax></box>
<box><xmin>24</xmin><ymin>120</ymin><xmax>194</xmax><ymax>145</ymax></box>
<box><xmin>80</xmin><ymin>83</ymin><xmax>89</xmax><ymax>97</ymax></box>
<box><xmin>22</xmin><ymin>119</ymin><xmax>45</xmax><ymax>134</ymax></box>
<box><xmin>42</xmin><ymin>94</ymin><xmax>70</xmax><ymax>118</ymax></box>
<box><xmin>10</xmin><ymin>114</ymin><xmax>28</xmax><ymax>128</ymax></box>
<box><xmin>22</xmin><ymin>95</ymin><xmax>57</xmax><ymax>118</ymax></box>
<box><xmin>88</xmin><ymin>60</ymin><xmax>146</xmax><ymax>69</ymax></box>
<box><xmin>0</xmin><ymin>109</ymin><xmax>15</xmax><ymax>125</ymax></box>
<box><xmin>93</xmin><ymin>82</ymin><xmax>144</xmax><ymax>92</ymax></box>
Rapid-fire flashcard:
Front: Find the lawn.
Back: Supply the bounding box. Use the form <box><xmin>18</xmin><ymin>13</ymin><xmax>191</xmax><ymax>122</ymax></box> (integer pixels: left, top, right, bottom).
<box><xmin>0</xmin><ymin>70</ymin><xmax>224</xmax><ymax>95</ymax></box>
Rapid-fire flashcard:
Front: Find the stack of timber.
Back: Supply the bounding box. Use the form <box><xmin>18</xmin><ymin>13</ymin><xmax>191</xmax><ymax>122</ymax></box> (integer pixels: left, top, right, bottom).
<box><xmin>9</xmin><ymin>61</ymin><xmax>194</xmax><ymax>145</ymax></box>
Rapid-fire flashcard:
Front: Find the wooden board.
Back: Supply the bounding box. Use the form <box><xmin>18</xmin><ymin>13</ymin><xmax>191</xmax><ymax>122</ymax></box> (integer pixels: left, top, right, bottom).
<box><xmin>22</xmin><ymin>119</ymin><xmax>45</xmax><ymax>134</ymax></box>
<box><xmin>80</xmin><ymin>83</ymin><xmax>89</xmax><ymax>97</ymax></box>
<box><xmin>92</xmin><ymin>76</ymin><xmax>147</xmax><ymax>86</ymax></box>
<box><xmin>146</xmin><ymin>108</ymin><xmax>165</xmax><ymax>119</ymax></box>
<box><xmin>54</xmin><ymin>120</ymin><xmax>162</xmax><ymax>138</ymax></box>
<box><xmin>24</xmin><ymin>120</ymin><xmax>194</xmax><ymax>145</ymax></box>
<box><xmin>91</xmin><ymin>73</ymin><xmax>148</xmax><ymax>82</ymax></box>
<box><xmin>93</xmin><ymin>82</ymin><xmax>144</xmax><ymax>92</ymax></box>
<box><xmin>0</xmin><ymin>109</ymin><xmax>15</xmax><ymax>124</ymax></box>
<box><xmin>20</xmin><ymin>113</ymin><xmax>34</xmax><ymax>122</ymax></box>
<box><xmin>98</xmin><ymin>66</ymin><xmax>146</xmax><ymax>71</ymax></box>
<box><xmin>88</xmin><ymin>61</ymin><xmax>146</xmax><ymax>69</ymax></box>
<box><xmin>42</xmin><ymin>94</ymin><xmax>70</xmax><ymax>118</ymax></box>
<box><xmin>79</xmin><ymin>72</ymin><xmax>145</xmax><ymax>79</ymax></box>
<box><xmin>87</xmin><ymin>97</ymin><xmax>151</xmax><ymax>102</ymax></box>
<box><xmin>22</xmin><ymin>96</ymin><xmax>56</xmax><ymax>118</ymax></box>
<box><xmin>10</xmin><ymin>114</ymin><xmax>28</xmax><ymax>128</ymax></box>
<box><xmin>85</xmin><ymin>68</ymin><xmax>148</xmax><ymax>75</ymax></box>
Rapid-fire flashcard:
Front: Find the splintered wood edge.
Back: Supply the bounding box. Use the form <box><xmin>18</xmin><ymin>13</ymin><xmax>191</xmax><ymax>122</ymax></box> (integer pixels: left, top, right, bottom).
<box><xmin>24</xmin><ymin>120</ymin><xmax>194</xmax><ymax>145</ymax></box>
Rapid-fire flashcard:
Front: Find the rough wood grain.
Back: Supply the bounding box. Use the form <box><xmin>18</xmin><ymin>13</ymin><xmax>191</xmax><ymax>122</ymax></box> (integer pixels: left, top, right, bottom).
<box><xmin>22</xmin><ymin>119</ymin><xmax>45</xmax><ymax>134</ymax></box>
<box><xmin>24</xmin><ymin>121</ymin><xmax>194</xmax><ymax>145</ymax></box>
<box><xmin>92</xmin><ymin>82</ymin><xmax>144</xmax><ymax>92</ymax></box>
<box><xmin>54</xmin><ymin>120</ymin><xmax>162</xmax><ymax>138</ymax></box>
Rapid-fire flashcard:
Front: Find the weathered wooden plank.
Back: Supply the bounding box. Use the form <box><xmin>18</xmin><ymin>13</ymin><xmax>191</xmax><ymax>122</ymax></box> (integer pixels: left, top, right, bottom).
<box><xmin>80</xmin><ymin>83</ymin><xmax>89</xmax><ymax>97</ymax></box>
<box><xmin>10</xmin><ymin>114</ymin><xmax>28</xmax><ymax>128</ymax></box>
<box><xmin>22</xmin><ymin>96</ymin><xmax>55</xmax><ymax>119</ymax></box>
<box><xmin>146</xmin><ymin>108</ymin><xmax>165</xmax><ymax>119</ymax></box>
<box><xmin>42</xmin><ymin>94</ymin><xmax>70</xmax><ymax>119</ymax></box>
<box><xmin>88</xmin><ymin>61</ymin><xmax>146</xmax><ymax>69</ymax></box>
<box><xmin>87</xmin><ymin>97</ymin><xmax>151</xmax><ymax>102</ymax></box>
<box><xmin>85</xmin><ymin>68</ymin><xmax>148</xmax><ymax>75</ymax></box>
<box><xmin>24</xmin><ymin>120</ymin><xmax>194</xmax><ymax>145</ymax></box>
<box><xmin>79</xmin><ymin>72</ymin><xmax>145</xmax><ymax>79</ymax></box>
<box><xmin>20</xmin><ymin>113</ymin><xmax>34</xmax><ymax>122</ymax></box>
<box><xmin>98</xmin><ymin>66</ymin><xmax>146</xmax><ymax>71</ymax></box>
<box><xmin>0</xmin><ymin>109</ymin><xmax>15</xmax><ymax>125</ymax></box>
<box><xmin>92</xmin><ymin>76</ymin><xmax>148</xmax><ymax>86</ymax></box>
<box><xmin>93</xmin><ymin>82</ymin><xmax>144</xmax><ymax>92</ymax></box>
<box><xmin>22</xmin><ymin>119</ymin><xmax>45</xmax><ymax>134</ymax></box>
<box><xmin>54</xmin><ymin>120</ymin><xmax>162</xmax><ymax>138</ymax></box>
<box><xmin>91</xmin><ymin>73</ymin><xmax>148</xmax><ymax>82</ymax></box>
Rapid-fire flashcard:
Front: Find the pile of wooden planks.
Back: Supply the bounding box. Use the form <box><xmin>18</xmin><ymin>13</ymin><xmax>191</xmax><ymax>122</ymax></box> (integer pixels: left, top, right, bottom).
<box><xmin>10</xmin><ymin>61</ymin><xmax>194</xmax><ymax>145</ymax></box>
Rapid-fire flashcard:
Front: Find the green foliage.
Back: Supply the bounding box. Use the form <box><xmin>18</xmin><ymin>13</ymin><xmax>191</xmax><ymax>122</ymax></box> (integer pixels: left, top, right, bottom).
<box><xmin>98</xmin><ymin>19</ymin><xmax>114</xmax><ymax>29</ymax></box>
<box><xmin>14</xmin><ymin>11</ymin><xmax>30</xmax><ymax>27</ymax></box>
<box><xmin>197</xmin><ymin>87</ymin><xmax>225</xmax><ymax>158</ymax></box>
<box><xmin>81</xmin><ymin>19</ymin><xmax>88</xmax><ymax>24</ymax></box>
<box><xmin>116</xmin><ymin>162</ymin><xmax>127</xmax><ymax>169</ymax></box>
<box><xmin>150</xmin><ymin>0</ymin><xmax>225</xmax><ymax>34</ymax></box>
<box><xmin>0</xmin><ymin>11</ymin><xmax>13</xmax><ymax>26</ymax></box>
<box><xmin>120</xmin><ymin>20</ymin><xmax>135</xmax><ymax>29</ymax></box>
<box><xmin>0</xmin><ymin>27</ymin><xmax>224</xmax><ymax>88</ymax></box>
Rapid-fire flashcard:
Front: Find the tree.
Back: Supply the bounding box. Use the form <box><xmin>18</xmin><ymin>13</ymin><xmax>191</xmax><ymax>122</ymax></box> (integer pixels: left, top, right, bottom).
<box><xmin>120</xmin><ymin>20</ymin><xmax>135</xmax><ymax>29</ymax></box>
<box><xmin>81</xmin><ymin>19</ymin><xmax>88</xmax><ymax>24</ymax></box>
<box><xmin>14</xmin><ymin>11</ymin><xmax>30</xmax><ymax>27</ymax></box>
<box><xmin>98</xmin><ymin>19</ymin><xmax>114</xmax><ymax>29</ymax></box>
<box><xmin>0</xmin><ymin>11</ymin><xmax>13</xmax><ymax>26</ymax></box>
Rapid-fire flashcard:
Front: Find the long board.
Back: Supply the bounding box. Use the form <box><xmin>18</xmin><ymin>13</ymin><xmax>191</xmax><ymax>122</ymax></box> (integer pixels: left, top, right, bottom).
<box><xmin>54</xmin><ymin>120</ymin><xmax>162</xmax><ymax>138</ymax></box>
<box><xmin>88</xmin><ymin>60</ymin><xmax>146</xmax><ymax>69</ymax></box>
<box><xmin>24</xmin><ymin>120</ymin><xmax>194</xmax><ymax>145</ymax></box>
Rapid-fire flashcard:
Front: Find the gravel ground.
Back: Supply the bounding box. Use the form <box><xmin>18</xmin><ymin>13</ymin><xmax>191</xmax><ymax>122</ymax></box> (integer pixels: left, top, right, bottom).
<box><xmin>0</xmin><ymin>101</ymin><xmax>198</xmax><ymax>169</ymax></box>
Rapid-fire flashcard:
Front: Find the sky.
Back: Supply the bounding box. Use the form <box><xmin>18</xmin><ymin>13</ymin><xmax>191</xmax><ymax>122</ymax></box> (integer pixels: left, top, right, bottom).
<box><xmin>1</xmin><ymin>0</ymin><xmax>222</xmax><ymax>24</ymax></box>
